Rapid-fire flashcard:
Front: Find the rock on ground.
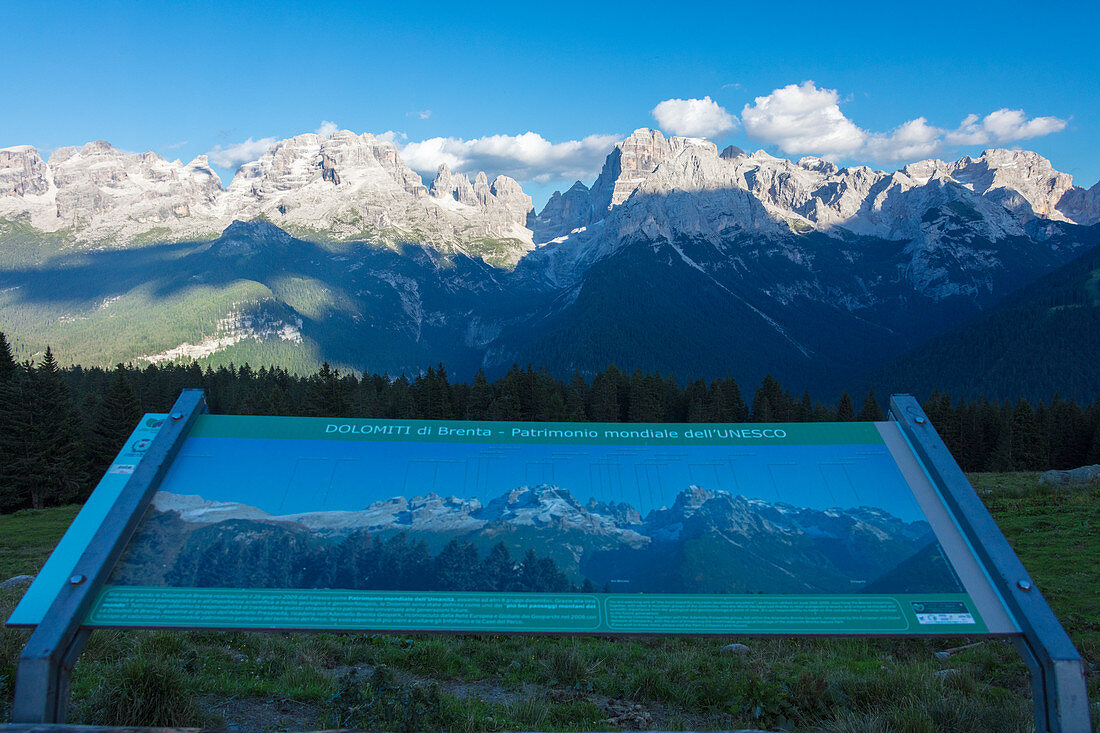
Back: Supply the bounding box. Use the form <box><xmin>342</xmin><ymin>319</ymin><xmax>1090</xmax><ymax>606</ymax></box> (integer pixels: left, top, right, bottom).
<box><xmin>1039</xmin><ymin>465</ymin><xmax>1100</xmax><ymax>486</ymax></box>
<box><xmin>0</xmin><ymin>575</ymin><xmax>34</xmax><ymax>591</ymax></box>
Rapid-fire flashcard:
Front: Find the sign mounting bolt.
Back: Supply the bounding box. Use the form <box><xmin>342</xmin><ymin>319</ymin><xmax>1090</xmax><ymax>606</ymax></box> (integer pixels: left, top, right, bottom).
<box><xmin>69</xmin><ymin>575</ymin><xmax>85</xmax><ymax>585</ymax></box>
<box><xmin>171</xmin><ymin>412</ymin><xmax>183</xmax><ymax>421</ymax></box>
<box><xmin>1017</xmin><ymin>579</ymin><xmax>1033</xmax><ymax>591</ymax></box>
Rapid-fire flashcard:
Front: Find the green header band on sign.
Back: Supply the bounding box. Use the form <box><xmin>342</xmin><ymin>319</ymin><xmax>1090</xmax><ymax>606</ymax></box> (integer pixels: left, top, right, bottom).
<box><xmin>187</xmin><ymin>415</ymin><xmax>884</xmax><ymax>446</ymax></box>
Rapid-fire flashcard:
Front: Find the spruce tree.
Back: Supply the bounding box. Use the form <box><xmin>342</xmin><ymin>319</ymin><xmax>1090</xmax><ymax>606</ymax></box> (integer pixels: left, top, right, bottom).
<box><xmin>465</xmin><ymin>369</ymin><xmax>492</xmax><ymax>419</ymax></box>
<box><xmin>0</xmin><ymin>363</ymin><xmax>36</xmax><ymax>512</ymax></box>
<box><xmin>588</xmin><ymin>366</ymin><xmax>623</xmax><ymax>422</ymax></box>
<box><xmin>797</xmin><ymin>391</ymin><xmax>813</xmax><ymax>421</ymax></box>
<box><xmin>0</xmin><ymin>333</ymin><xmax>21</xmax><ymax>510</ymax></box>
<box><xmin>1011</xmin><ymin>399</ymin><xmax>1044</xmax><ymax>470</ymax></box>
<box><xmin>0</xmin><ymin>332</ymin><xmax>14</xmax><ymax>383</ymax></box>
<box><xmin>628</xmin><ymin>370</ymin><xmax>666</xmax><ymax>423</ymax></box>
<box><xmin>753</xmin><ymin>376</ymin><xmax>787</xmax><ymax>421</ymax></box>
<box><xmin>481</xmin><ymin>542</ymin><xmax>518</xmax><ymax>591</ymax></box>
<box><xmin>987</xmin><ymin>410</ymin><xmax>1014</xmax><ymax>472</ymax></box>
<box><xmin>751</xmin><ymin>394</ymin><xmax>774</xmax><ymax>422</ymax></box>
<box><xmin>487</xmin><ymin>367</ymin><xmax>523</xmax><ymax>420</ymax></box>
<box><xmin>304</xmin><ymin>363</ymin><xmax>350</xmax><ymax>417</ymax></box>
<box><xmin>857</xmin><ymin>390</ymin><xmax>884</xmax><ymax>421</ymax></box>
<box><xmin>835</xmin><ymin>392</ymin><xmax>856</xmax><ymax>421</ymax></box>
<box><xmin>564</xmin><ymin>372</ymin><xmax>588</xmax><ymax>421</ymax></box>
<box><xmin>86</xmin><ymin>364</ymin><xmax>144</xmax><ymax>481</ymax></box>
<box><xmin>33</xmin><ymin>348</ymin><xmax>89</xmax><ymax>506</ymax></box>
<box><xmin>0</xmin><ymin>350</ymin><xmax>87</xmax><ymax>510</ymax></box>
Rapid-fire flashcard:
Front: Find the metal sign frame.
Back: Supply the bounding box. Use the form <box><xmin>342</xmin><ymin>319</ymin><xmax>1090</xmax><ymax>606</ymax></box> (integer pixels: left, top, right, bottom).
<box><xmin>888</xmin><ymin>395</ymin><xmax>1090</xmax><ymax>732</ymax></box>
<box><xmin>6</xmin><ymin>391</ymin><xmax>1091</xmax><ymax>731</ymax></box>
<box><xmin>11</xmin><ymin>389</ymin><xmax>208</xmax><ymax>724</ymax></box>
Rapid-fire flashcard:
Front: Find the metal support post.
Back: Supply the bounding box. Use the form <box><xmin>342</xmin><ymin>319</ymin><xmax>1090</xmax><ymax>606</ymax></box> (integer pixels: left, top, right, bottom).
<box><xmin>890</xmin><ymin>394</ymin><xmax>1092</xmax><ymax>733</ymax></box>
<box><xmin>12</xmin><ymin>389</ymin><xmax>208</xmax><ymax>724</ymax></box>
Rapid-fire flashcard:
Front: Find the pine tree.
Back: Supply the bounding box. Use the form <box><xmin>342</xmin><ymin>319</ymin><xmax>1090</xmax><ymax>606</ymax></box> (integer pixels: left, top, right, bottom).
<box><xmin>86</xmin><ymin>364</ymin><xmax>144</xmax><ymax>481</ymax></box>
<box><xmin>433</xmin><ymin>539</ymin><xmax>479</xmax><ymax>590</ymax></box>
<box><xmin>588</xmin><ymin>366</ymin><xmax>623</xmax><ymax>422</ymax></box>
<box><xmin>465</xmin><ymin>369</ymin><xmax>492</xmax><ymax>419</ymax></box>
<box><xmin>564</xmin><ymin>372</ymin><xmax>588</xmax><ymax>421</ymax></box>
<box><xmin>753</xmin><ymin>376</ymin><xmax>788</xmax><ymax>422</ymax></box>
<box><xmin>415</xmin><ymin>365</ymin><xmax>455</xmax><ymax>419</ymax></box>
<box><xmin>304</xmin><ymin>363</ymin><xmax>350</xmax><ymax>417</ymax></box>
<box><xmin>751</xmin><ymin>394</ymin><xmax>773</xmax><ymax>422</ymax></box>
<box><xmin>0</xmin><ymin>334</ymin><xmax>22</xmax><ymax>510</ymax></box>
<box><xmin>628</xmin><ymin>370</ymin><xmax>666</xmax><ymax>423</ymax></box>
<box><xmin>0</xmin><ymin>333</ymin><xmax>14</xmax><ymax>383</ymax></box>
<box><xmin>1088</xmin><ymin>421</ymin><xmax>1100</xmax><ymax>465</ymax></box>
<box><xmin>480</xmin><ymin>542</ymin><xmax>518</xmax><ymax>591</ymax></box>
<box><xmin>835</xmin><ymin>392</ymin><xmax>856</xmax><ymax>421</ymax></box>
<box><xmin>987</xmin><ymin>410</ymin><xmax>1014</xmax><ymax>472</ymax></box>
<box><xmin>857</xmin><ymin>390</ymin><xmax>884</xmax><ymax>421</ymax></box>
<box><xmin>0</xmin><ymin>350</ymin><xmax>88</xmax><ymax>510</ymax></box>
<box><xmin>1011</xmin><ymin>399</ymin><xmax>1045</xmax><ymax>470</ymax></box>
<box><xmin>487</xmin><ymin>366</ymin><xmax>523</xmax><ymax>420</ymax></box>
<box><xmin>0</xmin><ymin>363</ymin><xmax>36</xmax><ymax>512</ymax></box>
<box><xmin>796</xmin><ymin>391</ymin><xmax>813</xmax><ymax>421</ymax></box>
<box><xmin>33</xmin><ymin>348</ymin><xmax>88</xmax><ymax>506</ymax></box>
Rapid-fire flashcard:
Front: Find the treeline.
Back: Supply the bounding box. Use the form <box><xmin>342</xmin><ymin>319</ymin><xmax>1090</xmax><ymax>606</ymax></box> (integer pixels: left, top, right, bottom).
<box><xmin>1</xmin><ymin>332</ymin><xmax>1098</xmax><ymax>513</ymax></box>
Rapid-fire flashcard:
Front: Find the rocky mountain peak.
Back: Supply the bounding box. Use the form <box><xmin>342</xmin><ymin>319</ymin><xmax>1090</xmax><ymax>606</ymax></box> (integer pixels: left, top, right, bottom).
<box><xmin>218</xmin><ymin>130</ymin><xmax>533</xmax><ymax>263</ymax></box>
<box><xmin>602</xmin><ymin>128</ymin><xmax>717</xmax><ymax>208</ymax></box>
<box><xmin>673</xmin><ymin>485</ymin><xmax>718</xmax><ymax>512</ymax></box>
<box><xmin>0</xmin><ymin>140</ymin><xmax>225</xmax><ymax>238</ymax></box>
<box><xmin>429</xmin><ymin>163</ymin><xmax>477</xmax><ymax>205</ymax></box>
<box><xmin>797</xmin><ymin>156</ymin><xmax>838</xmax><ymax>175</ymax></box>
<box><xmin>0</xmin><ymin>145</ymin><xmax>50</xmax><ymax>197</ymax></box>
<box><xmin>900</xmin><ymin>147</ymin><xmax>1076</xmax><ymax>222</ymax></box>
<box><xmin>585</xmin><ymin>498</ymin><xmax>643</xmax><ymax>526</ymax></box>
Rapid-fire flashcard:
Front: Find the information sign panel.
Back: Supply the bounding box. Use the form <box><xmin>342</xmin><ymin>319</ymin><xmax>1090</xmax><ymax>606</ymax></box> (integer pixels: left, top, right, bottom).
<box><xmin>11</xmin><ymin>415</ymin><xmax>1017</xmax><ymax>635</ymax></box>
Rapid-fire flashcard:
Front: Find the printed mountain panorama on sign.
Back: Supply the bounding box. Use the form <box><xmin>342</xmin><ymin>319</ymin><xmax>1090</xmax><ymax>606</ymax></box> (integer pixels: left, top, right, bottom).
<box><xmin>109</xmin><ymin>484</ymin><xmax>963</xmax><ymax>596</ymax></box>
<box><xmin>2</xmin><ymin>128</ymin><xmax>1099</xmax><ymax>397</ymax></box>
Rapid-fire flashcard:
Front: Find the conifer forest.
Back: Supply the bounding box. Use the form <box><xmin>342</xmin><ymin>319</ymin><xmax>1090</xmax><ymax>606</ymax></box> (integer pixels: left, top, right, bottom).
<box><xmin>1</xmin><ymin>331</ymin><xmax>1097</xmax><ymax>515</ymax></box>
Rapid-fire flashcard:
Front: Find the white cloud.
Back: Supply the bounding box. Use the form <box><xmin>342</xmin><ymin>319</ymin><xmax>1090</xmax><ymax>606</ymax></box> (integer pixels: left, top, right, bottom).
<box><xmin>164</xmin><ymin>140</ymin><xmax>188</xmax><ymax>150</ymax></box>
<box><xmin>418</xmin><ymin>110</ymin><xmax>432</xmax><ymax>120</ymax></box>
<box><xmin>316</xmin><ymin>120</ymin><xmax>338</xmax><ymax>137</ymax></box>
<box><xmin>863</xmin><ymin>117</ymin><xmax>944</xmax><ymax>161</ymax></box>
<box><xmin>741</xmin><ymin>81</ymin><xmax>865</xmax><ymax>159</ymax></box>
<box><xmin>651</xmin><ymin>96</ymin><xmax>737</xmax><ymax>139</ymax></box>
<box><xmin>742</xmin><ymin>81</ymin><xmax>1068</xmax><ymax>164</ymax></box>
<box><xmin>945</xmin><ymin>109</ymin><xmax>1068</xmax><ymax>146</ymax></box>
<box><xmin>376</xmin><ymin>130</ymin><xmax>407</xmax><ymax>144</ymax></box>
<box><xmin>206</xmin><ymin>137</ymin><xmax>277</xmax><ymax>168</ymax></box>
<box><xmin>399</xmin><ymin>132</ymin><xmax>620</xmax><ymax>184</ymax></box>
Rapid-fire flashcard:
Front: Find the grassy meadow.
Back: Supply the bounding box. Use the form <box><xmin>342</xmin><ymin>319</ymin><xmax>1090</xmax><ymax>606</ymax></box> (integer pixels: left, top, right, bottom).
<box><xmin>0</xmin><ymin>473</ymin><xmax>1096</xmax><ymax>731</ymax></box>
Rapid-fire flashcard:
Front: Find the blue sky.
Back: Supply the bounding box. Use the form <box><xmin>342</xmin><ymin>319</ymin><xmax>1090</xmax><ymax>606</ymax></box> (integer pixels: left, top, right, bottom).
<box><xmin>3</xmin><ymin>0</ymin><xmax>1097</xmax><ymax>210</ymax></box>
<box><xmin>166</xmin><ymin>437</ymin><xmax>925</xmax><ymax>522</ymax></box>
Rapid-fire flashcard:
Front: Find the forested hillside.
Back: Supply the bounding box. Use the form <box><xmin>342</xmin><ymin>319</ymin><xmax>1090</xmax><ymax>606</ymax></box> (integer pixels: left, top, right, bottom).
<box><xmin>870</xmin><ymin>240</ymin><xmax>1100</xmax><ymax>402</ymax></box>
<box><xmin>1</xmin><ymin>331</ymin><xmax>1097</xmax><ymax>514</ymax></box>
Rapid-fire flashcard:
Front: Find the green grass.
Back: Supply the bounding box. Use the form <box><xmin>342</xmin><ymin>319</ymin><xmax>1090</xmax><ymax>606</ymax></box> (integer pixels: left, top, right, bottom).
<box><xmin>1</xmin><ymin>473</ymin><xmax>1097</xmax><ymax>730</ymax></box>
<box><xmin>0</xmin><ymin>505</ymin><xmax>80</xmax><ymax>579</ymax></box>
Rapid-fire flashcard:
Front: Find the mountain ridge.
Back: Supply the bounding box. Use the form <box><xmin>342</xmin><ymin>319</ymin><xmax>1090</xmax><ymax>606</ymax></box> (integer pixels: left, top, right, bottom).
<box><xmin>3</xmin><ymin>128</ymin><xmax>1099</xmax><ymax>396</ymax></box>
<box><xmin>137</xmin><ymin>484</ymin><xmax>953</xmax><ymax>595</ymax></box>
<box><xmin>3</xmin><ymin>128</ymin><xmax>1098</xmax><ymax>266</ymax></box>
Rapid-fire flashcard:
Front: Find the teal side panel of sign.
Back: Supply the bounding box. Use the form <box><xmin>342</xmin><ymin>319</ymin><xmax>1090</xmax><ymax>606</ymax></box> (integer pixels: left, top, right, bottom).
<box><xmin>6</xmin><ymin>414</ymin><xmax>169</xmax><ymax>626</ymax></box>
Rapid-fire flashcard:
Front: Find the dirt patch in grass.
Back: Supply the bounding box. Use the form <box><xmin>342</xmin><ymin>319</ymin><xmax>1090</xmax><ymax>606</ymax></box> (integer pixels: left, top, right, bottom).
<box><xmin>196</xmin><ymin>694</ymin><xmax>320</xmax><ymax>732</ymax></box>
